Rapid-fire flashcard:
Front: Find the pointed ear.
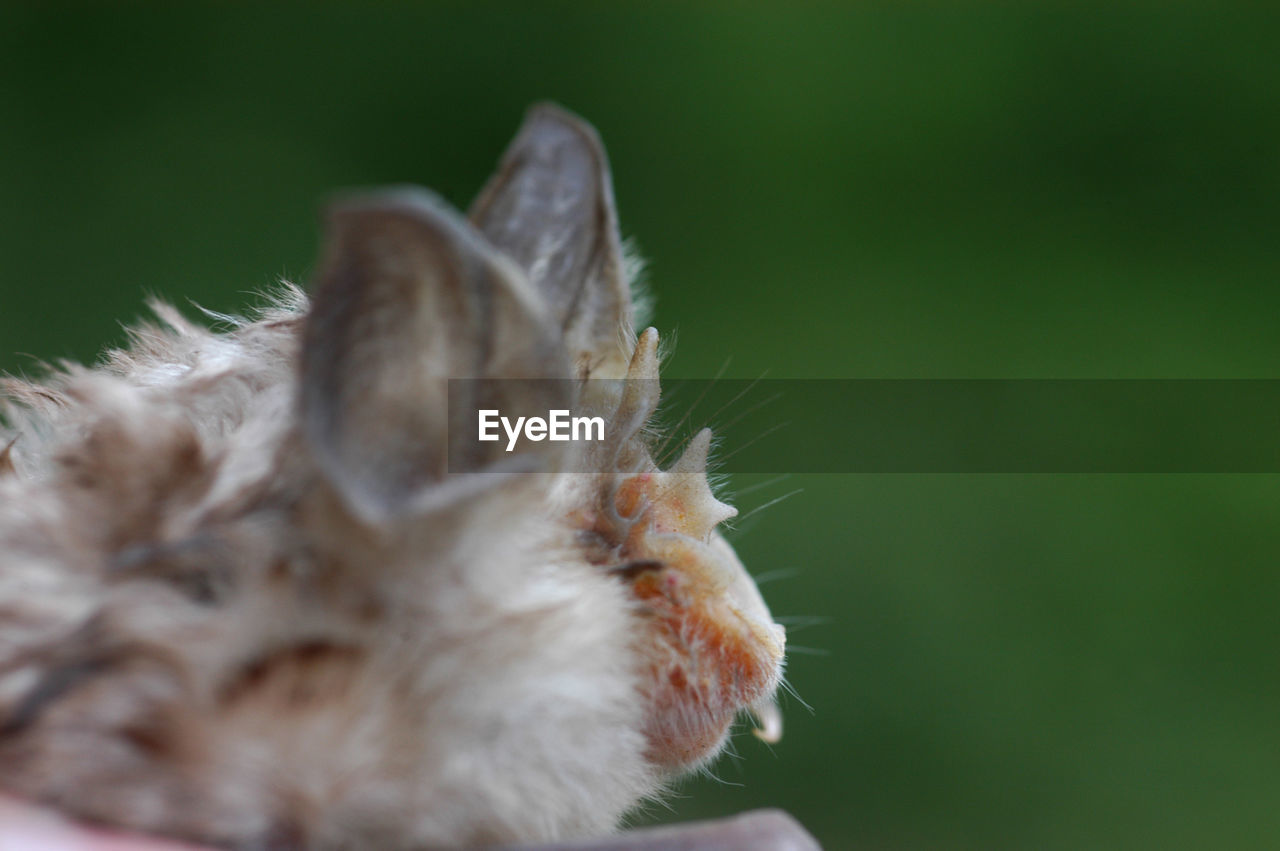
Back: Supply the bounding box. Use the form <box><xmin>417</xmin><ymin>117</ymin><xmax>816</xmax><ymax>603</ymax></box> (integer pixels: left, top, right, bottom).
<box><xmin>469</xmin><ymin>103</ymin><xmax>635</xmax><ymax>380</ymax></box>
<box><xmin>300</xmin><ymin>188</ymin><xmax>569</xmax><ymax>525</ymax></box>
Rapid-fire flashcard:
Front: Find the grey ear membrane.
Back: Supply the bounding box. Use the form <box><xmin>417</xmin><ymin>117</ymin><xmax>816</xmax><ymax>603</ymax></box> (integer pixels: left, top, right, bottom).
<box><xmin>300</xmin><ymin>188</ymin><xmax>570</xmax><ymax>525</ymax></box>
<box><xmin>469</xmin><ymin>103</ymin><xmax>635</xmax><ymax>380</ymax></box>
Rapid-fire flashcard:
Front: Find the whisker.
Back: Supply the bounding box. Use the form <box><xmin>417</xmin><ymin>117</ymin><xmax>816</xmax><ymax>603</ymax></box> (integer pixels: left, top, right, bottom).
<box><xmin>778</xmin><ymin>677</ymin><xmax>815</xmax><ymax>714</ymax></box>
<box><xmin>711</xmin><ymin>389</ymin><xmax>782</xmax><ymax>439</ymax></box>
<box><xmin>751</xmin><ymin>568</ymin><xmax>801</xmax><ymax>586</ymax></box>
<box><xmin>624</xmin><ymin>794</ymin><xmax>679</xmax><ymax>823</ymax></box>
<box><xmin>714</xmin><ymin>420</ymin><xmax>791</xmax><ymax>467</ymax></box>
<box><xmin>733</xmin><ymin>488</ymin><xmax>804</xmax><ymax>526</ymax></box>
<box><xmin>692</xmin><ymin>371</ymin><xmax>767</xmax><ymax>436</ymax></box>
<box><xmin>661</xmin><ymin>372</ymin><xmax>772</xmax><ymax>468</ymax></box>
<box><xmin>731</xmin><ymin>473</ymin><xmax>793</xmax><ymax>498</ymax></box>
<box><xmin>785</xmin><ymin>645</ymin><xmax>831</xmax><ymax>657</ymax></box>
<box><xmin>653</xmin><ymin>357</ymin><xmax>731</xmax><ymax>461</ymax></box>
<box><xmin>696</xmin><ymin>762</ymin><xmax>743</xmax><ymax>787</ymax></box>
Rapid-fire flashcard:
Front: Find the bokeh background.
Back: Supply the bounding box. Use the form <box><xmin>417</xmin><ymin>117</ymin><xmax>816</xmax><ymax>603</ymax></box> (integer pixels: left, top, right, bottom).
<box><xmin>3</xmin><ymin>5</ymin><xmax>1280</xmax><ymax>849</ymax></box>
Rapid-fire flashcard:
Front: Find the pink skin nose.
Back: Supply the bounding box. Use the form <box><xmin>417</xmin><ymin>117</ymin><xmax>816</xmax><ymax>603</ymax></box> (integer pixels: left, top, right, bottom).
<box><xmin>0</xmin><ymin>795</ymin><xmax>212</xmax><ymax>851</ymax></box>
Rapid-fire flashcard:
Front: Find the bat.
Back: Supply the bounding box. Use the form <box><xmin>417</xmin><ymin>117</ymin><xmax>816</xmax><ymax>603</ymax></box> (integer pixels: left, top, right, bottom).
<box><xmin>0</xmin><ymin>104</ymin><xmax>807</xmax><ymax>850</ymax></box>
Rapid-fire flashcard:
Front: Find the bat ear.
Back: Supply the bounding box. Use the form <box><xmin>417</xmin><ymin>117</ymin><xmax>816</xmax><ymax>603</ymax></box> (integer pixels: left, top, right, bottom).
<box><xmin>300</xmin><ymin>188</ymin><xmax>569</xmax><ymax>525</ymax></box>
<box><xmin>470</xmin><ymin>103</ymin><xmax>636</xmax><ymax>381</ymax></box>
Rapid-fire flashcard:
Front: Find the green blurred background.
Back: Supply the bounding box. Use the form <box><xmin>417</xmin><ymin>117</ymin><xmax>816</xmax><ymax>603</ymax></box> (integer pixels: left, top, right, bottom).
<box><xmin>3</xmin><ymin>4</ymin><xmax>1279</xmax><ymax>848</ymax></box>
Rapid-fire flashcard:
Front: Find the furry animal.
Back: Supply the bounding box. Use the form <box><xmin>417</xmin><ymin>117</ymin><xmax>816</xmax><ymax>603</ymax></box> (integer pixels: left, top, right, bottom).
<box><xmin>0</xmin><ymin>104</ymin><xmax>787</xmax><ymax>850</ymax></box>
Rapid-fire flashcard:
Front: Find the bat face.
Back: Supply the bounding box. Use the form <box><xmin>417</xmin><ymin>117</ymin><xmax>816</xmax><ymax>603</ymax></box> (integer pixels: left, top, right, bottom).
<box><xmin>0</xmin><ymin>104</ymin><xmax>788</xmax><ymax>849</ymax></box>
<box><xmin>560</xmin><ymin>332</ymin><xmax>786</xmax><ymax>773</ymax></box>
